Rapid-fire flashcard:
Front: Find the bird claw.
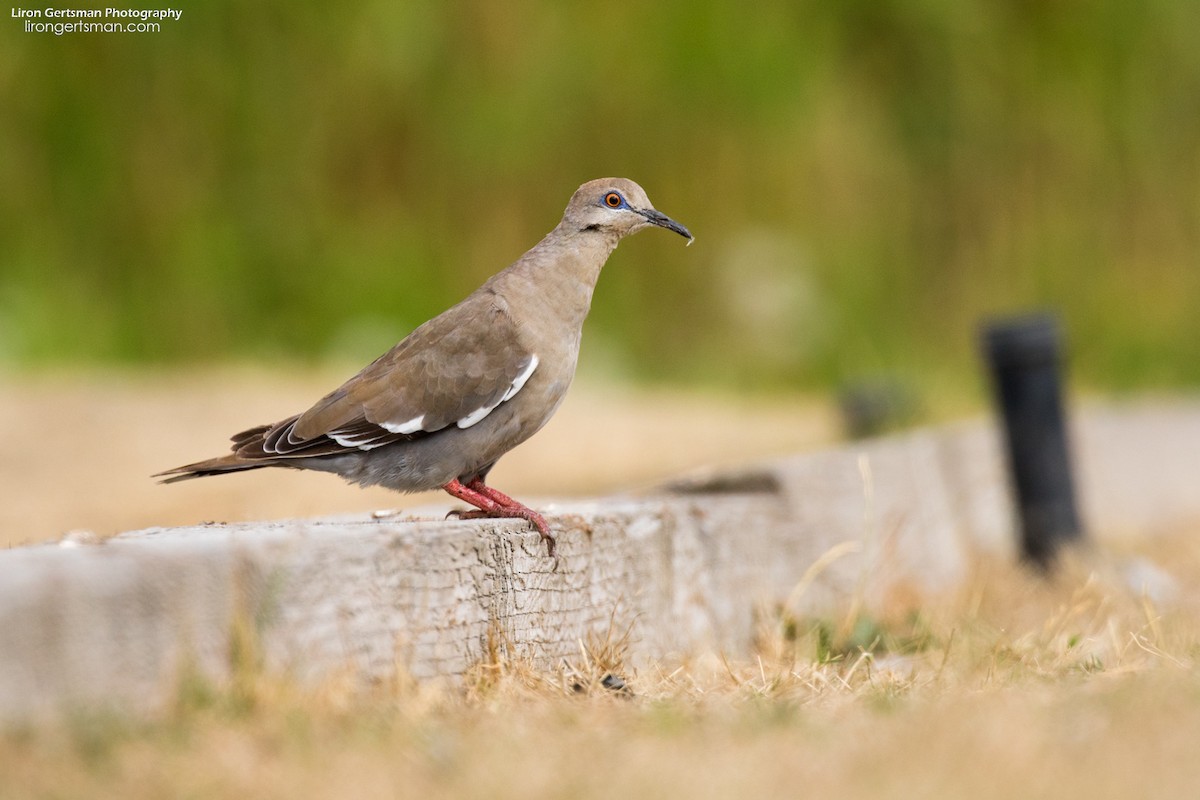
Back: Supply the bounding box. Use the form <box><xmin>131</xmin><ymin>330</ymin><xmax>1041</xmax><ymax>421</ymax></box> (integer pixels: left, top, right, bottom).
<box><xmin>520</xmin><ymin>510</ymin><xmax>558</xmax><ymax>565</ymax></box>
<box><xmin>445</xmin><ymin>505</ymin><xmax>558</xmax><ymax>567</ymax></box>
<box><xmin>538</xmin><ymin>527</ymin><xmax>560</xmax><ymax>572</ymax></box>
<box><xmin>445</xmin><ymin>508</ymin><xmax>490</xmax><ymax>521</ymax></box>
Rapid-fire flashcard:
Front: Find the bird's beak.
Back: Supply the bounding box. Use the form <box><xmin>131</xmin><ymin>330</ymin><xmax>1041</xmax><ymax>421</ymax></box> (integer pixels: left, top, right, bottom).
<box><xmin>637</xmin><ymin>208</ymin><xmax>694</xmax><ymax>242</ymax></box>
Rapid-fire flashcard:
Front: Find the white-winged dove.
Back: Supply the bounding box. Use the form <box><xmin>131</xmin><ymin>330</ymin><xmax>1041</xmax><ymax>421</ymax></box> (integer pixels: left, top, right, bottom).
<box><xmin>158</xmin><ymin>178</ymin><xmax>692</xmax><ymax>559</ymax></box>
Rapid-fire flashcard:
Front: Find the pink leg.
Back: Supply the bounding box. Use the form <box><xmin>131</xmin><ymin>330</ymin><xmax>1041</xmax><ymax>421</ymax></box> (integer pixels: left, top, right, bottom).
<box><xmin>443</xmin><ymin>478</ymin><xmax>557</xmax><ymax>560</ymax></box>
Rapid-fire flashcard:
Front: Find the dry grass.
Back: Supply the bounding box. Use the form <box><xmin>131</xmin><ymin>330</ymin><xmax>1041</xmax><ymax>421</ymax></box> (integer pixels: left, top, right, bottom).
<box><xmin>4</xmin><ymin>533</ymin><xmax>1199</xmax><ymax>800</ymax></box>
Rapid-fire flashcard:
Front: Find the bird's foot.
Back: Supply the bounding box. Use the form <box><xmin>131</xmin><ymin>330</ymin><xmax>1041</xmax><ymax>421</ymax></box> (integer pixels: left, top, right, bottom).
<box><xmin>447</xmin><ymin>505</ymin><xmax>557</xmax><ymax>559</ymax></box>
<box><xmin>443</xmin><ymin>478</ymin><xmax>559</xmax><ymax>566</ymax></box>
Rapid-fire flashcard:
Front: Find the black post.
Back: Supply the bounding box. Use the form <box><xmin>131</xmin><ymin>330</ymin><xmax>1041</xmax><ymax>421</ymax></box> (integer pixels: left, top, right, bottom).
<box><xmin>981</xmin><ymin>313</ymin><xmax>1084</xmax><ymax>568</ymax></box>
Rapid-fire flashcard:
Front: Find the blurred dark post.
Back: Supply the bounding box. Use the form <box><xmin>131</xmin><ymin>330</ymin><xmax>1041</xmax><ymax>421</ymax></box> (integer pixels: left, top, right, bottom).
<box><xmin>838</xmin><ymin>377</ymin><xmax>918</xmax><ymax>440</ymax></box>
<box><xmin>981</xmin><ymin>313</ymin><xmax>1084</xmax><ymax>568</ymax></box>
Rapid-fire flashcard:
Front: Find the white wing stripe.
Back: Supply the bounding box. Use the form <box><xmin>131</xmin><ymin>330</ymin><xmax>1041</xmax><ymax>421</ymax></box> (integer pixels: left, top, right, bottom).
<box><xmin>329</xmin><ymin>429</ymin><xmax>389</xmax><ymax>448</ymax></box>
<box><xmin>456</xmin><ymin>354</ymin><xmax>539</xmax><ymax>430</ymax></box>
<box><xmin>329</xmin><ymin>431</ymin><xmax>390</xmax><ymax>451</ymax></box>
<box><xmin>455</xmin><ymin>403</ymin><xmax>496</xmax><ymax>429</ymax></box>
<box><xmin>502</xmin><ymin>354</ymin><xmax>539</xmax><ymax>402</ymax></box>
<box><xmin>380</xmin><ymin>415</ymin><xmax>425</xmax><ymax>435</ymax></box>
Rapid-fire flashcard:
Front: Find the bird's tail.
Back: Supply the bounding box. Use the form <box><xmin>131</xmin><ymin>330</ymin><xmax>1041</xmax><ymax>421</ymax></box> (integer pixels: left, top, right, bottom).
<box><xmin>155</xmin><ymin>423</ymin><xmax>284</xmax><ymax>483</ymax></box>
<box><xmin>153</xmin><ymin>455</ymin><xmax>274</xmax><ymax>484</ymax></box>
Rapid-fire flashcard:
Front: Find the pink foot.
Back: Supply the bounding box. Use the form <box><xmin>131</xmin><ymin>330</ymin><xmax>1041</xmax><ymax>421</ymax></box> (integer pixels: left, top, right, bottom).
<box><xmin>443</xmin><ymin>478</ymin><xmax>558</xmax><ymax>562</ymax></box>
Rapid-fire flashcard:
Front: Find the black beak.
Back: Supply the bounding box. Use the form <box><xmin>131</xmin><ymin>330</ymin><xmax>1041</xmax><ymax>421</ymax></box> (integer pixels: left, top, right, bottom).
<box><xmin>638</xmin><ymin>208</ymin><xmax>693</xmax><ymax>242</ymax></box>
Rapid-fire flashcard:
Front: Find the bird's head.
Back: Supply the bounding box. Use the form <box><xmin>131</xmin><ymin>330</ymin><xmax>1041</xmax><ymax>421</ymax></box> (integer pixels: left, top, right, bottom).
<box><xmin>562</xmin><ymin>178</ymin><xmax>693</xmax><ymax>243</ymax></box>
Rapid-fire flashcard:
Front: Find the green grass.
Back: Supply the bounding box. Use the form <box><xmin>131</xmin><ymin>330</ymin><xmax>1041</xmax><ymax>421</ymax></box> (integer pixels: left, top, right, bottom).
<box><xmin>3</xmin><ymin>1</ymin><xmax>1199</xmax><ymax>393</ymax></box>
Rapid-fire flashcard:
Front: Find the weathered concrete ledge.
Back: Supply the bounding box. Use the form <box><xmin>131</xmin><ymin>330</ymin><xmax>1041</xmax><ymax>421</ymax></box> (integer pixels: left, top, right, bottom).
<box><xmin>2</xmin><ymin>401</ymin><xmax>1198</xmax><ymax>720</ymax></box>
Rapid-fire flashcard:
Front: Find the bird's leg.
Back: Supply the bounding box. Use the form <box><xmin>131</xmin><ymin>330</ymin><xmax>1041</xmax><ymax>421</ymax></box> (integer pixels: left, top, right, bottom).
<box><xmin>443</xmin><ymin>478</ymin><xmax>506</xmax><ymax>515</ymax></box>
<box><xmin>442</xmin><ymin>478</ymin><xmax>557</xmax><ymax>559</ymax></box>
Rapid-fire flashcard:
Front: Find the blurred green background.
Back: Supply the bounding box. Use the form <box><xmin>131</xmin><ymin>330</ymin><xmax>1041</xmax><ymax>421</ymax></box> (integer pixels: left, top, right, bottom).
<box><xmin>2</xmin><ymin>0</ymin><xmax>1198</xmax><ymax>393</ymax></box>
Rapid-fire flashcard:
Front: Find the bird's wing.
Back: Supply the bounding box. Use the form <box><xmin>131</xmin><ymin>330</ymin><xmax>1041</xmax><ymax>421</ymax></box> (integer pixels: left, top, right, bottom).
<box><xmin>239</xmin><ymin>292</ymin><xmax>537</xmax><ymax>459</ymax></box>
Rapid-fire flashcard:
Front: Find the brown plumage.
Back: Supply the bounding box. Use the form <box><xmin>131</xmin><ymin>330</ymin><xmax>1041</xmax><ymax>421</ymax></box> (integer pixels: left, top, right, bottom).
<box><xmin>157</xmin><ymin>178</ymin><xmax>692</xmax><ymax>559</ymax></box>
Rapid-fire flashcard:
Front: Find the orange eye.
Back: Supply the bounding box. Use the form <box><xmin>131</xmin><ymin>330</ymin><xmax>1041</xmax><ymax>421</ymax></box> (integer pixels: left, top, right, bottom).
<box><xmin>604</xmin><ymin>192</ymin><xmax>623</xmax><ymax>208</ymax></box>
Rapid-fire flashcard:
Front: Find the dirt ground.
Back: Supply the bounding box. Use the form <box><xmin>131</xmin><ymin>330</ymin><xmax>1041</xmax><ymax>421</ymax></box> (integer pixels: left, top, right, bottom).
<box><xmin>0</xmin><ymin>368</ymin><xmax>836</xmax><ymax>548</ymax></box>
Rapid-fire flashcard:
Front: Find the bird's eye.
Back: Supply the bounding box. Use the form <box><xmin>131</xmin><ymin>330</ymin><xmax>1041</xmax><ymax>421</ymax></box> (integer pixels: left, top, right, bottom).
<box><xmin>604</xmin><ymin>192</ymin><xmax>623</xmax><ymax>208</ymax></box>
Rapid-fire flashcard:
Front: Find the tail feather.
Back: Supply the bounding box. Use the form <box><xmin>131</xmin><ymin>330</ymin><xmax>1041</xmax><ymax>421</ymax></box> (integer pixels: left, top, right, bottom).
<box><xmin>153</xmin><ymin>455</ymin><xmax>274</xmax><ymax>484</ymax></box>
<box><xmin>156</xmin><ymin>422</ymin><xmax>284</xmax><ymax>483</ymax></box>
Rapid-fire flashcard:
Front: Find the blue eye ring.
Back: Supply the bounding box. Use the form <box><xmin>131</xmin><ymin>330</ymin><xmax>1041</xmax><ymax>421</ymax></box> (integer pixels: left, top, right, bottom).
<box><xmin>603</xmin><ymin>192</ymin><xmax>623</xmax><ymax>209</ymax></box>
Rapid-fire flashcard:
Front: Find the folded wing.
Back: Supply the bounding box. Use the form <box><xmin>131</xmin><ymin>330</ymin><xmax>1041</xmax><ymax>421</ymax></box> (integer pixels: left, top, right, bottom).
<box><xmin>233</xmin><ymin>293</ymin><xmax>537</xmax><ymax>460</ymax></box>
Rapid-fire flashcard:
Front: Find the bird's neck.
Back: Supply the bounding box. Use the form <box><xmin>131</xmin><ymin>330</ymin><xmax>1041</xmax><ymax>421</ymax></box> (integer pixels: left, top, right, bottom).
<box><xmin>497</xmin><ymin>227</ymin><xmax>620</xmax><ymax>333</ymax></box>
